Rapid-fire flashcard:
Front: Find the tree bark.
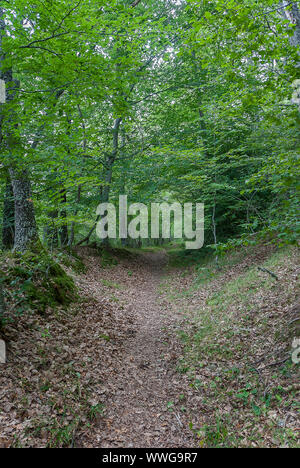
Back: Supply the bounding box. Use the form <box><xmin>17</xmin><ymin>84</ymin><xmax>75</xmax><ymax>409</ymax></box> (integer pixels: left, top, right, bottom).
<box><xmin>9</xmin><ymin>169</ymin><xmax>39</xmax><ymax>252</ymax></box>
<box><xmin>1</xmin><ymin>7</ymin><xmax>39</xmax><ymax>253</ymax></box>
<box><xmin>2</xmin><ymin>176</ymin><xmax>15</xmax><ymax>249</ymax></box>
<box><xmin>282</xmin><ymin>2</ymin><xmax>300</xmax><ymax>48</ymax></box>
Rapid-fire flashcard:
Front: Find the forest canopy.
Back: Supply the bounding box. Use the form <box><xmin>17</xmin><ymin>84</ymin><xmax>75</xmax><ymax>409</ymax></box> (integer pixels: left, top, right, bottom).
<box><xmin>0</xmin><ymin>0</ymin><xmax>299</xmax><ymax>253</ymax></box>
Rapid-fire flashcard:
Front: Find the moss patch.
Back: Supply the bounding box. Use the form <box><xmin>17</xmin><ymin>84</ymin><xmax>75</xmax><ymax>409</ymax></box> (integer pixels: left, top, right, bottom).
<box><xmin>56</xmin><ymin>251</ymin><xmax>87</xmax><ymax>274</ymax></box>
<box><xmin>0</xmin><ymin>251</ymin><xmax>78</xmax><ymax>320</ymax></box>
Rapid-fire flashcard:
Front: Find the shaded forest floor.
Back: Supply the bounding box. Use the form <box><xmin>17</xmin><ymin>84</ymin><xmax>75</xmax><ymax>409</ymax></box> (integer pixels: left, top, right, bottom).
<box><xmin>0</xmin><ymin>244</ymin><xmax>299</xmax><ymax>448</ymax></box>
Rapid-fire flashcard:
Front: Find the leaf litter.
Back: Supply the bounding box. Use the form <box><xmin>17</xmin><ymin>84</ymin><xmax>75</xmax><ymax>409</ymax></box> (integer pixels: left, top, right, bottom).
<box><xmin>0</xmin><ymin>244</ymin><xmax>298</xmax><ymax>448</ymax></box>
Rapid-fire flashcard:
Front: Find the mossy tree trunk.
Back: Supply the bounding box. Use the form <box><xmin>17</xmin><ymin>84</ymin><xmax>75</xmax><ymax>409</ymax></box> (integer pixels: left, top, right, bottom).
<box><xmin>9</xmin><ymin>168</ymin><xmax>39</xmax><ymax>252</ymax></box>
<box><xmin>1</xmin><ymin>10</ymin><xmax>39</xmax><ymax>253</ymax></box>
<box><xmin>2</xmin><ymin>175</ymin><xmax>15</xmax><ymax>249</ymax></box>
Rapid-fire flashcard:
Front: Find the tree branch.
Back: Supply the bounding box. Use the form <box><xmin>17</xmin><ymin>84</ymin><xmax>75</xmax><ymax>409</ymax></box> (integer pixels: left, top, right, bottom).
<box><xmin>131</xmin><ymin>0</ymin><xmax>142</xmax><ymax>7</ymax></box>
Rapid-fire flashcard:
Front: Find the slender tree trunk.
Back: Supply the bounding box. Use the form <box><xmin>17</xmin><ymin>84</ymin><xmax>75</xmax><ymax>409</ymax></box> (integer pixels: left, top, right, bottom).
<box><xmin>191</xmin><ymin>52</ymin><xmax>208</xmax><ymax>145</ymax></box>
<box><xmin>44</xmin><ymin>210</ymin><xmax>59</xmax><ymax>251</ymax></box>
<box><xmin>103</xmin><ymin>117</ymin><xmax>122</xmax><ymax>203</ymax></box>
<box><xmin>68</xmin><ymin>105</ymin><xmax>85</xmax><ymax>248</ymax></box>
<box><xmin>77</xmin><ymin>117</ymin><xmax>122</xmax><ymax>246</ymax></box>
<box><xmin>59</xmin><ymin>189</ymin><xmax>69</xmax><ymax>248</ymax></box>
<box><xmin>68</xmin><ymin>185</ymin><xmax>82</xmax><ymax>248</ymax></box>
<box><xmin>120</xmin><ymin>127</ymin><xmax>128</xmax><ymax>247</ymax></box>
<box><xmin>102</xmin><ymin>118</ymin><xmax>122</xmax><ymax>246</ymax></box>
<box><xmin>2</xmin><ymin>176</ymin><xmax>15</xmax><ymax>249</ymax></box>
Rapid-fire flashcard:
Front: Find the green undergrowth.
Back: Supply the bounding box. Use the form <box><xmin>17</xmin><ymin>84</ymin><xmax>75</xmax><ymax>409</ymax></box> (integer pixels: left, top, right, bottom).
<box><xmin>99</xmin><ymin>248</ymin><xmax>119</xmax><ymax>267</ymax></box>
<box><xmin>165</xmin><ymin>241</ymin><xmax>264</xmax><ymax>270</ymax></box>
<box><xmin>107</xmin><ymin>246</ymin><xmax>138</xmax><ymax>261</ymax></box>
<box><xmin>164</xmin><ymin>246</ymin><xmax>299</xmax><ymax>447</ymax></box>
<box><xmin>163</xmin><ymin>244</ymin><xmax>280</xmax><ymax>303</ymax></box>
<box><xmin>0</xmin><ymin>251</ymin><xmax>78</xmax><ymax>326</ymax></box>
<box><xmin>87</xmin><ymin>244</ymin><xmax>120</xmax><ymax>267</ymax></box>
<box><xmin>166</xmin><ymin>245</ymin><xmax>211</xmax><ymax>268</ymax></box>
<box><xmin>184</xmin><ymin>248</ymin><xmax>295</xmax><ymax>349</ymax></box>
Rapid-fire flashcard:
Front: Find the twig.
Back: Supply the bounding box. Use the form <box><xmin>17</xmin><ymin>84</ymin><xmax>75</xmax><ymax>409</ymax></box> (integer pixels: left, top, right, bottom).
<box><xmin>258</xmin><ymin>267</ymin><xmax>279</xmax><ymax>281</ymax></box>
<box><xmin>174</xmin><ymin>412</ymin><xmax>183</xmax><ymax>427</ymax></box>
<box><xmin>259</xmin><ymin>356</ymin><xmax>289</xmax><ymax>369</ymax></box>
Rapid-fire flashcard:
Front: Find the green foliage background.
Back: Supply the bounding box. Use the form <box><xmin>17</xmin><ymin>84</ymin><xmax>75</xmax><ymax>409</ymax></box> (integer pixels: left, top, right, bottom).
<box><xmin>0</xmin><ymin>0</ymin><xmax>299</xmax><ymax>250</ymax></box>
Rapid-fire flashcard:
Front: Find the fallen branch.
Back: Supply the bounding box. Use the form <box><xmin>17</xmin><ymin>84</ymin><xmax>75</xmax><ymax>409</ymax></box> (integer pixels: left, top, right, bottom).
<box><xmin>259</xmin><ymin>356</ymin><xmax>289</xmax><ymax>370</ymax></box>
<box><xmin>258</xmin><ymin>266</ymin><xmax>279</xmax><ymax>281</ymax></box>
<box><xmin>289</xmin><ymin>317</ymin><xmax>300</xmax><ymax>325</ymax></box>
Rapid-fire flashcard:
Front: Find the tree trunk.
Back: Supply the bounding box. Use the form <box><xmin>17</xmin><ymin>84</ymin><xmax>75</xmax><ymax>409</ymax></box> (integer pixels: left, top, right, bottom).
<box><xmin>59</xmin><ymin>189</ymin><xmax>69</xmax><ymax>248</ymax></box>
<box><xmin>44</xmin><ymin>210</ymin><xmax>59</xmax><ymax>251</ymax></box>
<box><xmin>282</xmin><ymin>2</ymin><xmax>300</xmax><ymax>48</ymax></box>
<box><xmin>2</xmin><ymin>176</ymin><xmax>15</xmax><ymax>249</ymax></box>
<box><xmin>77</xmin><ymin>118</ymin><xmax>122</xmax><ymax>246</ymax></box>
<box><xmin>68</xmin><ymin>185</ymin><xmax>82</xmax><ymax>248</ymax></box>
<box><xmin>9</xmin><ymin>169</ymin><xmax>39</xmax><ymax>252</ymax></box>
<box><xmin>103</xmin><ymin>117</ymin><xmax>122</xmax><ymax>203</ymax></box>
<box><xmin>1</xmin><ymin>9</ymin><xmax>39</xmax><ymax>253</ymax></box>
<box><xmin>291</xmin><ymin>3</ymin><xmax>300</xmax><ymax>47</ymax></box>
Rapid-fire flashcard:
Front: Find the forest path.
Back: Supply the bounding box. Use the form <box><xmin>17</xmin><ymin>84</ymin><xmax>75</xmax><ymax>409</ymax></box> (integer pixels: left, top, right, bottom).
<box><xmin>78</xmin><ymin>248</ymin><xmax>197</xmax><ymax>448</ymax></box>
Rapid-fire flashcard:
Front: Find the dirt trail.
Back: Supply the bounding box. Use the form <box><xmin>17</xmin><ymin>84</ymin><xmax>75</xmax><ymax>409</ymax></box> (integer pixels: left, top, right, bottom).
<box><xmin>81</xmin><ymin>249</ymin><xmax>196</xmax><ymax>448</ymax></box>
<box><xmin>1</xmin><ymin>245</ymin><xmax>297</xmax><ymax>448</ymax></box>
<box><xmin>0</xmin><ymin>247</ymin><xmax>199</xmax><ymax>448</ymax></box>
